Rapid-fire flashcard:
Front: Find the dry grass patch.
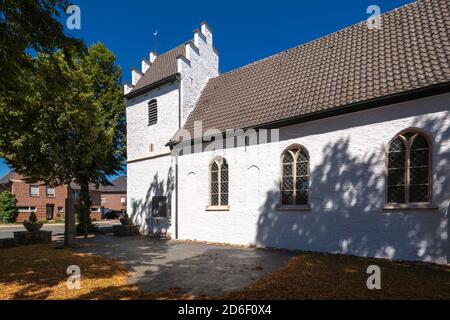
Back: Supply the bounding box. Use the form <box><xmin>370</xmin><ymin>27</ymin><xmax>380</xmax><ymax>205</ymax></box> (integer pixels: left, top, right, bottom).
<box><xmin>221</xmin><ymin>253</ymin><xmax>450</xmax><ymax>300</ymax></box>
<box><xmin>0</xmin><ymin>245</ymin><xmax>190</xmax><ymax>300</ymax></box>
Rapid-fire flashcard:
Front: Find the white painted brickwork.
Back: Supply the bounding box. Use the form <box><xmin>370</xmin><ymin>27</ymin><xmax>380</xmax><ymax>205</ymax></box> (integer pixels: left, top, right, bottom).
<box><xmin>126</xmin><ymin>23</ymin><xmax>219</xmax><ymax>237</ymax></box>
<box><xmin>177</xmin><ymin>93</ymin><xmax>450</xmax><ymax>264</ymax></box>
<box><xmin>179</xmin><ymin>33</ymin><xmax>219</xmax><ymax>125</ymax></box>
<box><xmin>128</xmin><ymin>155</ymin><xmax>175</xmax><ymax>235</ymax></box>
<box><xmin>126</xmin><ymin>82</ymin><xmax>179</xmax><ymax>161</ymax></box>
<box><xmin>126</xmin><ymin>21</ymin><xmax>450</xmax><ymax>264</ymax></box>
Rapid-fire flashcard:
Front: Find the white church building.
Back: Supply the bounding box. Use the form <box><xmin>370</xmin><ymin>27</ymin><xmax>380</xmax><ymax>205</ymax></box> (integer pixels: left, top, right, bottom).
<box><xmin>126</xmin><ymin>0</ymin><xmax>450</xmax><ymax>264</ymax></box>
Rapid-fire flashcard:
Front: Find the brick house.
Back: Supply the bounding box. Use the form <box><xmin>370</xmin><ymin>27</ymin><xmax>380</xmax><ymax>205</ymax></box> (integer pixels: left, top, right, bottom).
<box><xmin>99</xmin><ymin>176</ymin><xmax>127</xmax><ymax>214</ymax></box>
<box><xmin>0</xmin><ymin>171</ymin><xmax>126</xmax><ymax>222</ymax></box>
<box><xmin>0</xmin><ymin>171</ymin><xmax>69</xmax><ymax>222</ymax></box>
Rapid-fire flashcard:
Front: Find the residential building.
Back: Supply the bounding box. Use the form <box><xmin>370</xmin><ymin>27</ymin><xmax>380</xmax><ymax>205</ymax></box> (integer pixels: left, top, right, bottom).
<box><xmin>99</xmin><ymin>176</ymin><xmax>127</xmax><ymax>214</ymax></box>
<box><xmin>0</xmin><ymin>171</ymin><xmax>70</xmax><ymax>222</ymax></box>
<box><xmin>0</xmin><ymin>171</ymin><xmax>127</xmax><ymax>222</ymax></box>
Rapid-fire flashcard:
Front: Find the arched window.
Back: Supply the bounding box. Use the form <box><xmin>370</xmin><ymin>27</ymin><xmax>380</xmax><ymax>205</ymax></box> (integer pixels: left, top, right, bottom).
<box><xmin>148</xmin><ymin>99</ymin><xmax>157</xmax><ymax>126</ymax></box>
<box><xmin>281</xmin><ymin>146</ymin><xmax>310</xmax><ymax>206</ymax></box>
<box><xmin>209</xmin><ymin>157</ymin><xmax>229</xmax><ymax>207</ymax></box>
<box><xmin>387</xmin><ymin>130</ymin><xmax>432</xmax><ymax>204</ymax></box>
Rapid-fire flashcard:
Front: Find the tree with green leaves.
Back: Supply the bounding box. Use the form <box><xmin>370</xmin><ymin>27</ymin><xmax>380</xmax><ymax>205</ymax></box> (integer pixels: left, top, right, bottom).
<box><xmin>0</xmin><ymin>191</ymin><xmax>18</xmax><ymax>224</ymax></box>
<box><xmin>0</xmin><ymin>0</ymin><xmax>83</xmax><ymax>93</ymax></box>
<box><xmin>0</xmin><ymin>43</ymin><xmax>125</xmax><ymax>244</ymax></box>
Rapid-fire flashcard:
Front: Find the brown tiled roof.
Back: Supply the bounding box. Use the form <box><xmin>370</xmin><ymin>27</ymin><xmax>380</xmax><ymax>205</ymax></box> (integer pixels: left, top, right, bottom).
<box><xmin>179</xmin><ymin>0</ymin><xmax>450</xmax><ymax>139</ymax></box>
<box><xmin>69</xmin><ymin>181</ymin><xmax>102</xmax><ymax>191</ymax></box>
<box><xmin>99</xmin><ymin>176</ymin><xmax>127</xmax><ymax>193</ymax></box>
<box><xmin>131</xmin><ymin>45</ymin><xmax>186</xmax><ymax>92</ymax></box>
<box><xmin>0</xmin><ymin>170</ymin><xmax>16</xmax><ymax>185</ymax></box>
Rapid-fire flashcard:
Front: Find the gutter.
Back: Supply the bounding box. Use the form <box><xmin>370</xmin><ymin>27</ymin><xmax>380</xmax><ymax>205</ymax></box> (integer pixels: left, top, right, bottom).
<box><xmin>167</xmin><ymin>81</ymin><xmax>450</xmax><ymax>147</ymax></box>
<box><xmin>175</xmin><ymin>76</ymin><xmax>182</xmax><ymax>240</ymax></box>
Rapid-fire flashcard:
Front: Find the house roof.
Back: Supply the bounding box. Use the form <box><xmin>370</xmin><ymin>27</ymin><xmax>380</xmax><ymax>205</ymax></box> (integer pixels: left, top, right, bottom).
<box><xmin>69</xmin><ymin>181</ymin><xmax>101</xmax><ymax>191</ymax></box>
<box><xmin>99</xmin><ymin>176</ymin><xmax>127</xmax><ymax>193</ymax></box>
<box><xmin>0</xmin><ymin>170</ymin><xmax>16</xmax><ymax>185</ymax></box>
<box><xmin>0</xmin><ymin>170</ymin><xmax>126</xmax><ymax>193</ymax></box>
<box><xmin>130</xmin><ymin>45</ymin><xmax>186</xmax><ymax>93</ymax></box>
<box><xmin>175</xmin><ymin>0</ymin><xmax>450</xmax><ymax>141</ymax></box>
<box><xmin>69</xmin><ymin>176</ymin><xmax>127</xmax><ymax>193</ymax></box>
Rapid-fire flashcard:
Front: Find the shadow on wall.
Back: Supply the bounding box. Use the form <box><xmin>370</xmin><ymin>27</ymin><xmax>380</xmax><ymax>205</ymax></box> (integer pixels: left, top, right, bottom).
<box><xmin>255</xmin><ymin>114</ymin><xmax>450</xmax><ymax>263</ymax></box>
<box><xmin>131</xmin><ymin>166</ymin><xmax>174</xmax><ymax>234</ymax></box>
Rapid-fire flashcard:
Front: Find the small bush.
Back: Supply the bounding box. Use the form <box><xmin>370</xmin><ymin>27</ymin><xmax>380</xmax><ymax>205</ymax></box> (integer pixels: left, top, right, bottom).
<box><xmin>76</xmin><ymin>221</ymin><xmax>100</xmax><ymax>235</ymax></box>
<box><xmin>0</xmin><ymin>191</ymin><xmax>18</xmax><ymax>223</ymax></box>
<box><xmin>28</xmin><ymin>212</ymin><xmax>38</xmax><ymax>223</ymax></box>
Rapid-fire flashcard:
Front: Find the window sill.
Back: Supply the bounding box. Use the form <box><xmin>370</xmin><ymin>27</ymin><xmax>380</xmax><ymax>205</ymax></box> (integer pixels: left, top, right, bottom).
<box><xmin>384</xmin><ymin>203</ymin><xmax>439</xmax><ymax>210</ymax></box>
<box><xmin>276</xmin><ymin>205</ymin><xmax>312</xmax><ymax>212</ymax></box>
<box><xmin>206</xmin><ymin>205</ymin><xmax>230</xmax><ymax>212</ymax></box>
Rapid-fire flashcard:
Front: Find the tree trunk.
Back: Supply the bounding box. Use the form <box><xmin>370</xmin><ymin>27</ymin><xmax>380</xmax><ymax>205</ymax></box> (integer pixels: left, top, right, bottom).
<box><xmin>79</xmin><ymin>180</ymin><xmax>91</xmax><ymax>238</ymax></box>
<box><xmin>64</xmin><ymin>197</ymin><xmax>76</xmax><ymax>246</ymax></box>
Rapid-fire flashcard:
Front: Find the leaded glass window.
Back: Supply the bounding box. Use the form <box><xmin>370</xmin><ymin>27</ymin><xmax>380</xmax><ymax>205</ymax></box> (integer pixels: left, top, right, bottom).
<box><xmin>387</xmin><ymin>131</ymin><xmax>431</xmax><ymax>204</ymax></box>
<box><xmin>281</xmin><ymin>146</ymin><xmax>310</xmax><ymax>206</ymax></box>
<box><xmin>209</xmin><ymin>158</ymin><xmax>229</xmax><ymax>207</ymax></box>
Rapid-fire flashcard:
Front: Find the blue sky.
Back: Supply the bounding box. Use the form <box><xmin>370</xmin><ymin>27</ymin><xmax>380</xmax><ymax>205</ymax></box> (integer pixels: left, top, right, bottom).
<box><xmin>0</xmin><ymin>0</ymin><xmax>414</xmax><ymax>179</ymax></box>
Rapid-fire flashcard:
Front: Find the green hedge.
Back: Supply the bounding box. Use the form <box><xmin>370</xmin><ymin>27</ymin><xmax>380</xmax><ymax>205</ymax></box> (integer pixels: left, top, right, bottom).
<box><xmin>0</xmin><ymin>191</ymin><xmax>18</xmax><ymax>224</ymax></box>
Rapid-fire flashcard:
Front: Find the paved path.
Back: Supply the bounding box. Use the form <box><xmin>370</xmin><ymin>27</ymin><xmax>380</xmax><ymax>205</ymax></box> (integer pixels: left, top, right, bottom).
<box><xmin>77</xmin><ymin>236</ymin><xmax>295</xmax><ymax>296</ymax></box>
<box><xmin>0</xmin><ymin>220</ymin><xmax>119</xmax><ymax>239</ymax></box>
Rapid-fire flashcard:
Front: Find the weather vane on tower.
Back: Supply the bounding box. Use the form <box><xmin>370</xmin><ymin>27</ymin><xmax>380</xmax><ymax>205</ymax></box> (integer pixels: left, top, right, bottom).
<box><xmin>153</xmin><ymin>30</ymin><xmax>158</xmax><ymax>54</ymax></box>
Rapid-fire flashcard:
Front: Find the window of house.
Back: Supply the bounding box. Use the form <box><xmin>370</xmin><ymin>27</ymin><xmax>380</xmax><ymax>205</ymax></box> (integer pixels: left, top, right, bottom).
<box><xmin>209</xmin><ymin>157</ymin><xmax>229</xmax><ymax>208</ymax></box>
<box><xmin>148</xmin><ymin>99</ymin><xmax>158</xmax><ymax>126</ymax></box>
<box><xmin>121</xmin><ymin>197</ymin><xmax>127</xmax><ymax>205</ymax></box>
<box><xmin>18</xmin><ymin>207</ymin><xmax>37</xmax><ymax>213</ymax></box>
<box><xmin>29</xmin><ymin>185</ymin><xmax>40</xmax><ymax>197</ymax></box>
<box><xmin>46</xmin><ymin>186</ymin><xmax>55</xmax><ymax>197</ymax></box>
<box><xmin>101</xmin><ymin>197</ymin><xmax>106</xmax><ymax>205</ymax></box>
<box><xmin>387</xmin><ymin>130</ymin><xmax>432</xmax><ymax>205</ymax></box>
<box><xmin>281</xmin><ymin>146</ymin><xmax>310</xmax><ymax>206</ymax></box>
<box><xmin>57</xmin><ymin>207</ymin><xmax>64</xmax><ymax>213</ymax></box>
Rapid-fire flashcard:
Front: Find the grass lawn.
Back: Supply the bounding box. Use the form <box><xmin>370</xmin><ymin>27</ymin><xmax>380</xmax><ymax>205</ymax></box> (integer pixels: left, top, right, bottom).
<box><xmin>0</xmin><ymin>245</ymin><xmax>449</xmax><ymax>300</ymax></box>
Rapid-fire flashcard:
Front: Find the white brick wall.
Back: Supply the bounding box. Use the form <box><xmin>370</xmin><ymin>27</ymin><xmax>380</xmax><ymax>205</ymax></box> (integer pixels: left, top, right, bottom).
<box><xmin>126</xmin><ymin>82</ymin><xmax>179</xmax><ymax>161</ymax></box>
<box><xmin>126</xmin><ymin>23</ymin><xmax>219</xmax><ymax>236</ymax></box>
<box><xmin>127</xmin><ymin>155</ymin><xmax>175</xmax><ymax>235</ymax></box>
<box><xmin>126</xmin><ymin>21</ymin><xmax>450</xmax><ymax>264</ymax></box>
<box><xmin>179</xmin><ymin>36</ymin><xmax>219</xmax><ymax>125</ymax></box>
<box><xmin>176</xmin><ymin>93</ymin><xmax>450</xmax><ymax>264</ymax></box>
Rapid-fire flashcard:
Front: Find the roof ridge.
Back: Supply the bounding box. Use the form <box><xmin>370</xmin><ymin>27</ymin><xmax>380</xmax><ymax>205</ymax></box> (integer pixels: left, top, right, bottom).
<box><xmin>0</xmin><ymin>169</ymin><xmax>16</xmax><ymax>184</ymax></box>
<box><xmin>214</xmin><ymin>0</ymin><xmax>419</xmax><ymax>79</ymax></box>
